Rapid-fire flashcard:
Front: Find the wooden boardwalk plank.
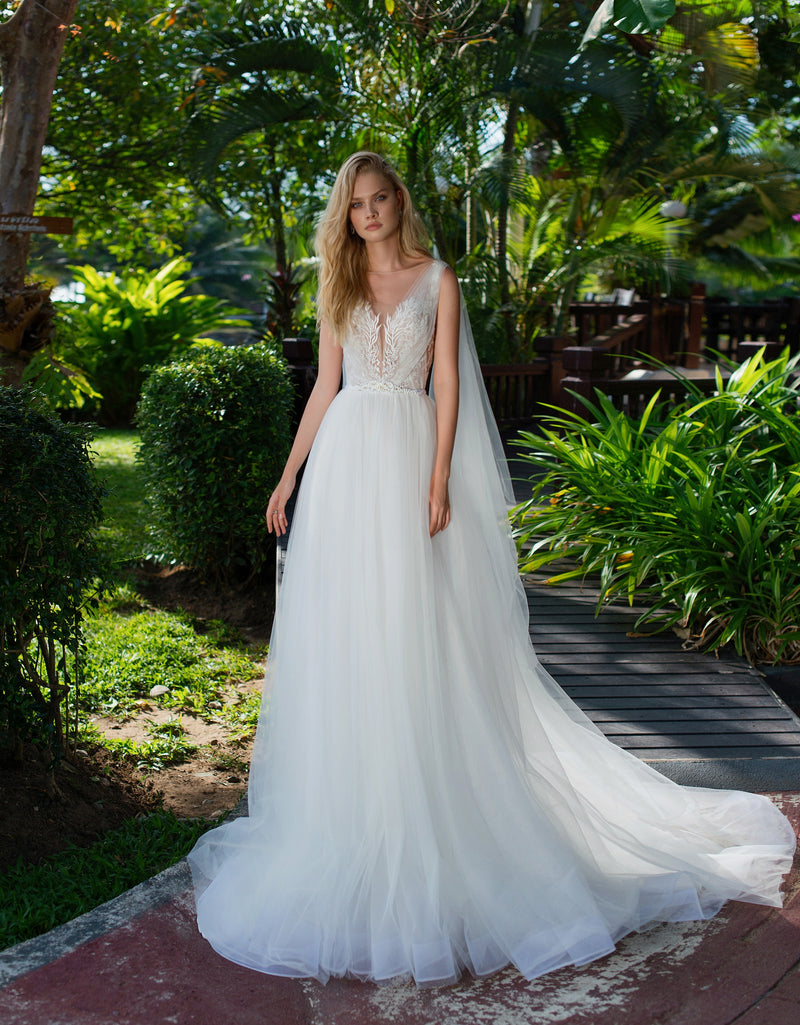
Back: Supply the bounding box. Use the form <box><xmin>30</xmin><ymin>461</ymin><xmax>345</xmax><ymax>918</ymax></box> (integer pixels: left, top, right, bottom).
<box><xmin>618</xmin><ymin>746</ymin><xmax>800</xmax><ymax>759</ymax></box>
<box><xmin>588</xmin><ymin>707</ymin><xmax>790</xmax><ymax>722</ymax></box>
<box><xmin>526</xmin><ymin>577</ymin><xmax>800</xmax><ymax>764</ymax></box>
<box><xmin>600</xmin><ymin>720</ymin><xmax>800</xmax><ymax>736</ymax></box>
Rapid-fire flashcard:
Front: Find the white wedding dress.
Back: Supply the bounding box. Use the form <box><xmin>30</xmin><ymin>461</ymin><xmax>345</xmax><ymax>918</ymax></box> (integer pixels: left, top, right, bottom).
<box><xmin>188</xmin><ymin>259</ymin><xmax>795</xmax><ymax>987</ymax></box>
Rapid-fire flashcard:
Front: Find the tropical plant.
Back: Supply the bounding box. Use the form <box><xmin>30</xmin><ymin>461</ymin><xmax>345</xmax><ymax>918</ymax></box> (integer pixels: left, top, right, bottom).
<box><xmin>514</xmin><ymin>349</ymin><xmax>800</xmax><ymax>664</ymax></box>
<box><xmin>180</xmin><ymin>8</ymin><xmax>340</xmax><ymax>266</ymax></box>
<box><xmin>0</xmin><ymin>387</ymin><xmax>104</xmax><ymax>789</ymax></box>
<box><xmin>60</xmin><ymin>257</ymin><xmax>247</xmax><ymax>424</ymax></box>
<box><xmin>18</xmin><ymin>310</ymin><xmax>101</xmax><ymax>411</ymax></box>
<box><xmin>136</xmin><ymin>343</ymin><xmax>293</xmax><ymax>584</ymax></box>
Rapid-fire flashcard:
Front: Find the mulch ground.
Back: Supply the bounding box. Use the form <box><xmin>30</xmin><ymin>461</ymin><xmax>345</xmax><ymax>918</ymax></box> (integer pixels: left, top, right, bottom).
<box><xmin>1</xmin><ymin>569</ymin><xmax>273</xmax><ymax>873</ymax></box>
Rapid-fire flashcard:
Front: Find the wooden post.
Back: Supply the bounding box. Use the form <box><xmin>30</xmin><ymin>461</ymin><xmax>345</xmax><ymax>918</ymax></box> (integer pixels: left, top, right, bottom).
<box><xmin>686</xmin><ymin>282</ymin><xmax>705</xmax><ymax>368</ymax></box>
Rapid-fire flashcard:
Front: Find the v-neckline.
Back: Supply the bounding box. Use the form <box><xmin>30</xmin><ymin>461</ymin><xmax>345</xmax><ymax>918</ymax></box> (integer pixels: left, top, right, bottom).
<box><xmin>366</xmin><ymin>260</ymin><xmax>435</xmax><ymax>321</ymax></box>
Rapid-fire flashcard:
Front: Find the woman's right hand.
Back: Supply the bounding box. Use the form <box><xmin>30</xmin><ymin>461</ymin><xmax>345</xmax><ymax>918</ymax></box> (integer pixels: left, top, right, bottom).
<box><xmin>266</xmin><ymin>475</ymin><xmax>296</xmax><ymax>536</ymax></box>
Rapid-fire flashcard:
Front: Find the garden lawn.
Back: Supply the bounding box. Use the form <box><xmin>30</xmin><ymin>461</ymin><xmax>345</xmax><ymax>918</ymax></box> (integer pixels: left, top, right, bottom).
<box><xmin>90</xmin><ymin>428</ymin><xmax>149</xmax><ymax>565</ymax></box>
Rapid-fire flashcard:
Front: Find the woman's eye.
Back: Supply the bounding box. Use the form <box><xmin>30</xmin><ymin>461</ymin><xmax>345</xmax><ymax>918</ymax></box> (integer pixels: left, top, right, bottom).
<box><xmin>351</xmin><ymin>202</ymin><xmax>361</xmax><ymax>208</ymax></box>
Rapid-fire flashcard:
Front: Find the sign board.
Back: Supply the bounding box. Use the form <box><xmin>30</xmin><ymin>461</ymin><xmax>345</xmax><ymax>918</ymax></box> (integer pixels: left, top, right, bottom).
<box><xmin>0</xmin><ymin>214</ymin><xmax>73</xmax><ymax>235</ymax></box>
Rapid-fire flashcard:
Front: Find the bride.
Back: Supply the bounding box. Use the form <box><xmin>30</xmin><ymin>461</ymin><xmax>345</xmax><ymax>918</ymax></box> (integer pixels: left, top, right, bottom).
<box><xmin>187</xmin><ymin>151</ymin><xmax>795</xmax><ymax>988</ymax></box>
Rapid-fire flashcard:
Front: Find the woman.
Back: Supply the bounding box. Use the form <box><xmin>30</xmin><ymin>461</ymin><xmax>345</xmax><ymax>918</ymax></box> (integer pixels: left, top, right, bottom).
<box><xmin>188</xmin><ymin>152</ymin><xmax>795</xmax><ymax>988</ymax></box>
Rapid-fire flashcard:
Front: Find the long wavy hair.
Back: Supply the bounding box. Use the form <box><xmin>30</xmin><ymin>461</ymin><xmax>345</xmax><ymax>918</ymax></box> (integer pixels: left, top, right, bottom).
<box><xmin>315</xmin><ymin>152</ymin><xmax>430</xmax><ymax>340</ymax></box>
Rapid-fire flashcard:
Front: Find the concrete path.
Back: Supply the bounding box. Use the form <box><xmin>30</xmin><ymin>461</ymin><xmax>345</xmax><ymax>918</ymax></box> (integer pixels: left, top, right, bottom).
<box><xmin>1</xmin><ymin>794</ymin><xmax>799</xmax><ymax>1025</ymax></box>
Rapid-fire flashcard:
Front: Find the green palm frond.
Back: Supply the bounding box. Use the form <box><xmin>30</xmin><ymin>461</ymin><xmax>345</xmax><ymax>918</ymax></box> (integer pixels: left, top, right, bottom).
<box><xmin>202</xmin><ymin>36</ymin><xmax>339</xmax><ymax>81</ymax></box>
<box><xmin>184</xmin><ymin>90</ymin><xmax>331</xmax><ymax>189</ymax></box>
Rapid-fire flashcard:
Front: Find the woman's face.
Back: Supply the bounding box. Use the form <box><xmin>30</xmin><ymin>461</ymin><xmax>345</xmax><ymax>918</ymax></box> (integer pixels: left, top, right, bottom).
<box><xmin>348</xmin><ymin>171</ymin><xmax>402</xmax><ymax>243</ymax></box>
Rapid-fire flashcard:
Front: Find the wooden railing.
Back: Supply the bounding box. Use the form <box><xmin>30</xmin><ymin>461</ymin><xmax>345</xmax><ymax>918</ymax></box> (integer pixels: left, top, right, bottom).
<box><xmin>559</xmin><ymin>314</ymin><xmax>650</xmax><ymax>413</ymax></box>
<box><xmin>570</xmin><ymin>298</ymin><xmax>687</xmax><ymax>364</ymax></box>
<box><xmin>704</xmin><ymin>298</ymin><xmax>800</xmax><ymax>357</ymax></box>
<box><xmin>285</xmin><ymin>293</ymin><xmax>799</xmax><ymax>431</ymax></box>
<box><xmin>481</xmin><ymin>360</ymin><xmax>551</xmax><ymax>425</ymax></box>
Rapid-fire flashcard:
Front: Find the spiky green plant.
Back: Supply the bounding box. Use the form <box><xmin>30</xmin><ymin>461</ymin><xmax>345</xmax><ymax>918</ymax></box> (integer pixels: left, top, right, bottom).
<box><xmin>514</xmin><ymin>348</ymin><xmax>800</xmax><ymax>664</ymax></box>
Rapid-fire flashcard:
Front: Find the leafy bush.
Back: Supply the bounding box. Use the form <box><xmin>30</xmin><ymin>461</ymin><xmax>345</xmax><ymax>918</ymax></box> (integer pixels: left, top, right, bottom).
<box><xmin>137</xmin><ymin>343</ymin><xmax>293</xmax><ymax>583</ymax></box>
<box><xmin>514</xmin><ymin>350</ymin><xmax>800</xmax><ymax>664</ymax></box>
<box><xmin>61</xmin><ymin>257</ymin><xmax>248</xmax><ymax>424</ymax></box>
<box><xmin>0</xmin><ymin>810</ymin><xmax>214</xmax><ymax>949</ymax></box>
<box><xmin>0</xmin><ymin>388</ymin><xmax>104</xmax><ymax>778</ymax></box>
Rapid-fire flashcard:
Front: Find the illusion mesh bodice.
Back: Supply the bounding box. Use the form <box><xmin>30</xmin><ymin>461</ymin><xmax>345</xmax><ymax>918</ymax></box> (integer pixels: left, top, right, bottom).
<box><xmin>342</xmin><ymin>261</ymin><xmax>445</xmax><ymax>393</ymax></box>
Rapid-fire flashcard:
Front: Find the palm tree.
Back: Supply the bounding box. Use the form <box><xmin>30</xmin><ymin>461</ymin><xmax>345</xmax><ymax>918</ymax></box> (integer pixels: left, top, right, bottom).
<box><xmin>179</xmin><ymin>6</ymin><xmax>342</xmax><ymax>334</ymax></box>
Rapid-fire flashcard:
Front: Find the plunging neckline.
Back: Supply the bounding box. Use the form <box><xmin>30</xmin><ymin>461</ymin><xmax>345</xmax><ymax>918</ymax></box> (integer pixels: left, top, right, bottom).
<box><xmin>366</xmin><ymin>260</ymin><xmax>435</xmax><ymax>321</ymax></box>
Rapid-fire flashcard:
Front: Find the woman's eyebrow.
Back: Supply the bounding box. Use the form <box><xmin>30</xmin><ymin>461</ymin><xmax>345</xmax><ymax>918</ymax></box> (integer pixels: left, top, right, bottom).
<box><xmin>350</xmin><ymin>188</ymin><xmax>387</xmax><ymax>201</ymax></box>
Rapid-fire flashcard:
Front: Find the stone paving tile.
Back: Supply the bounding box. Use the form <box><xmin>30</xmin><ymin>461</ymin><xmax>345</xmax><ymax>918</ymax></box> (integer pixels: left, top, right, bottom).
<box><xmin>730</xmin><ymin>997</ymin><xmax>800</xmax><ymax>1025</ymax></box>
<box><xmin>0</xmin><ymin>892</ymin><xmax>308</xmax><ymax>1025</ymax></box>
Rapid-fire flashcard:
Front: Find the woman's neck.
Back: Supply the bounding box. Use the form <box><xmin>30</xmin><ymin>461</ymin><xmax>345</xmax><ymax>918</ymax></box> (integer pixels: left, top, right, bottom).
<box><xmin>364</xmin><ymin>237</ymin><xmax>418</xmax><ymax>274</ymax></box>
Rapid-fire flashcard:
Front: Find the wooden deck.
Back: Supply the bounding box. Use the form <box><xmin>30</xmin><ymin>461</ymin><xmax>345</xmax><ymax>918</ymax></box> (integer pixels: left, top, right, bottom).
<box><xmin>526</xmin><ymin>577</ymin><xmax>800</xmax><ymax>774</ymax></box>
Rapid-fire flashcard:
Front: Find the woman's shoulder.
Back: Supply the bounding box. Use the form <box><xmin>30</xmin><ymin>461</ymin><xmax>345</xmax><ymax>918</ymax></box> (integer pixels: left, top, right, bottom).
<box><xmin>433</xmin><ymin>261</ymin><xmax>459</xmax><ymax>298</ymax></box>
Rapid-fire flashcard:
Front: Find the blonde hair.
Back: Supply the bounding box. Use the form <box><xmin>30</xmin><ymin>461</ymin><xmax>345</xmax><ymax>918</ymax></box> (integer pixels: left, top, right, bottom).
<box><xmin>315</xmin><ymin>151</ymin><xmax>430</xmax><ymax>340</ymax></box>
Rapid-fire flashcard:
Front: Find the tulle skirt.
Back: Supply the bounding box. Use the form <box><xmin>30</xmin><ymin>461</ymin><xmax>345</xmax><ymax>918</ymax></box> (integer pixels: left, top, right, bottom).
<box><xmin>188</xmin><ymin>386</ymin><xmax>795</xmax><ymax>987</ymax></box>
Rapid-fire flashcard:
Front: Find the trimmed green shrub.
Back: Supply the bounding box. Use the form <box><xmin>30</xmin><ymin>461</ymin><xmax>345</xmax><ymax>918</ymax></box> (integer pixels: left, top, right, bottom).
<box><xmin>137</xmin><ymin>343</ymin><xmax>293</xmax><ymax>584</ymax></box>
<box><xmin>61</xmin><ymin>257</ymin><xmax>249</xmax><ymax>424</ymax></box>
<box><xmin>514</xmin><ymin>350</ymin><xmax>800</xmax><ymax>664</ymax></box>
<box><xmin>0</xmin><ymin>388</ymin><xmax>104</xmax><ymax>777</ymax></box>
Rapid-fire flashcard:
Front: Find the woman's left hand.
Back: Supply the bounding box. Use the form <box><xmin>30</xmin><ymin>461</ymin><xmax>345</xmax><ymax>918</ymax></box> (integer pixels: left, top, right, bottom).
<box><xmin>428</xmin><ymin>473</ymin><xmax>451</xmax><ymax>537</ymax></box>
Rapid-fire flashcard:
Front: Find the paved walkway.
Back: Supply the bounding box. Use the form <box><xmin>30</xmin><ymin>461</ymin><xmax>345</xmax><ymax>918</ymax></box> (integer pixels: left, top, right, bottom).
<box><xmin>1</xmin><ymin>792</ymin><xmax>798</xmax><ymax>1025</ymax></box>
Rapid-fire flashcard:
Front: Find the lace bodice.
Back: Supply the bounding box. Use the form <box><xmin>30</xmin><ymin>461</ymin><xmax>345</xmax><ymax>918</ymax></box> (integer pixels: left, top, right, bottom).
<box><xmin>342</xmin><ymin>261</ymin><xmax>445</xmax><ymax>393</ymax></box>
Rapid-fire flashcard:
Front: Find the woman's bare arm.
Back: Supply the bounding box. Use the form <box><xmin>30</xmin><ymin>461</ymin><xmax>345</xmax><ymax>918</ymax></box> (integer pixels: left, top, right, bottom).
<box><xmin>429</xmin><ymin>267</ymin><xmax>460</xmax><ymax>537</ymax></box>
<box><xmin>266</xmin><ymin>323</ymin><xmax>343</xmax><ymax>535</ymax></box>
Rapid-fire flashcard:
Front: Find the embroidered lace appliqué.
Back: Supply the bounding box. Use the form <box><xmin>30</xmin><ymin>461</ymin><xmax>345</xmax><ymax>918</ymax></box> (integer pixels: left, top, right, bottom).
<box><xmin>343</xmin><ymin>263</ymin><xmax>443</xmax><ymax>393</ymax></box>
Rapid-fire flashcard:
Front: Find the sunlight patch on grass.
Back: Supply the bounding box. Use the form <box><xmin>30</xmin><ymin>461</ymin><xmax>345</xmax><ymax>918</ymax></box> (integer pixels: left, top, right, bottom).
<box><xmin>90</xmin><ymin>428</ymin><xmax>148</xmax><ymax>564</ymax></box>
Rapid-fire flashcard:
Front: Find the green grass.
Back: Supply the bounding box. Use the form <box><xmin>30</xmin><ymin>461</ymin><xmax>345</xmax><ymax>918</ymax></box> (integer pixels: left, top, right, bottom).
<box><xmin>90</xmin><ymin>428</ymin><xmax>149</xmax><ymax>565</ymax></box>
<box><xmin>80</xmin><ymin>717</ymin><xmax>199</xmax><ymax>772</ymax></box>
<box><xmin>79</xmin><ymin>587</ymin><xmax>262</xmax><ymax>730</ymax></box>
<box><xmin>81</xmin><ymin>436</ymin><xmax>265</xmax><ymax>741</ymax></box>
<box><xmin>0</xmin><ymin>811</ymin><xmax>216</xmax><ymax>950</ymax></box>
<box><xmin>81</xmin><ymin>602</ymin><xmax>259</xmax><ymax>713</ymax></box>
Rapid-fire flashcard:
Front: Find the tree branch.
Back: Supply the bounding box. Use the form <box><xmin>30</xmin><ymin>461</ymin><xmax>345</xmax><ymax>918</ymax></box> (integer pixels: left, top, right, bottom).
<box><xmin>0</xmin><ymin>0</ymin><xmax>28</xmax><ymax>54</ymax></box>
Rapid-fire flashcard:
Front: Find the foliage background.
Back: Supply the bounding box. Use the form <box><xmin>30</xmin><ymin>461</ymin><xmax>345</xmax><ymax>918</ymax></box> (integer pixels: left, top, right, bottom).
<box><xmin>16</xmin><ymin>0</ymin><xmax>799</xmax><ymax>358</ymax></box>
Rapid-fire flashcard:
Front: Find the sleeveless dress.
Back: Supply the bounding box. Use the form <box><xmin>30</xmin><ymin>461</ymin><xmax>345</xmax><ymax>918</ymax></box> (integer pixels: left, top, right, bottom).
<box><xmin>188</xmin><ymin>259</ymin><xmax>795</xmax><ymax>987</ymax></box>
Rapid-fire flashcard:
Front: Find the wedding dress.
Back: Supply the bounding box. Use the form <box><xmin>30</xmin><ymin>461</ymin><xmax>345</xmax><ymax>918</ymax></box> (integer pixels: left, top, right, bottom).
<box><xmin>188</xmin><ymin>259</ymin><xmax>795</xmax><ymax>987</ymax></box>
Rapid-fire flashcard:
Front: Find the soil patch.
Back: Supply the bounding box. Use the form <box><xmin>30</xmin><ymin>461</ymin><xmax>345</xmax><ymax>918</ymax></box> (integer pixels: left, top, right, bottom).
<box><xmin>0</xmin><ymin>744</ymin><xmax>162</xmax><ymax>872</ymax></box>
<box><xmin>130</xmin><ymin>560</ymin><xmax>275</xmax><ymax>646</ymax></box>
<box><xmin>91</xmin><ymin>705</ymin><xmax>256</xmax><ymax>821</ymax></box>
